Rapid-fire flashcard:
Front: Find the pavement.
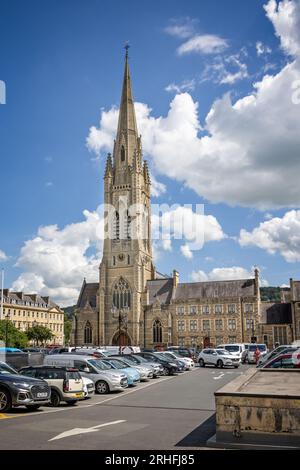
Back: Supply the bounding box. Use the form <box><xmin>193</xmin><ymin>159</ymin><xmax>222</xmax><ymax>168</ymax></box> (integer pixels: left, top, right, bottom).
<box><xmin>0</xmin><ymin>364</ymin><xmax>252</xmax><ymax>450</ymax></box>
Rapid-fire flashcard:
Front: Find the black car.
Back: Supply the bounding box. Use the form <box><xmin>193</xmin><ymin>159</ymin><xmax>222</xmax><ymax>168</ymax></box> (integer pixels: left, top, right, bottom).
<box><xmin>0</xmin><ymin>362</ymin><xmax>51</xmax><ymax>412</ymax></box>
<box><xmin>135</xmin><ymin>352</ymin><xmax>179</xmax><ymax>375</ymax></box>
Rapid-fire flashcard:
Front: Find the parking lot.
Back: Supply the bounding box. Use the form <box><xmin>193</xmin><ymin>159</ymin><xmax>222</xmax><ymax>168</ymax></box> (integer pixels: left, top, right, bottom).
<box><xmin>0</xmin><ymin>364</ymin><xmax>252</xmax><ymax>450</ymax></box>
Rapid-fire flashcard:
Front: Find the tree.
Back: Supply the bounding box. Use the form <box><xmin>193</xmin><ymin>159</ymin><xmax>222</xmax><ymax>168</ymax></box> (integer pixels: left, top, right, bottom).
<box><xmin>0</xmin><ymin>320</ymin><xmax>28</xmax><ymax>348</ymax></box>
<box><xmin>64</xmin><ymin>317</ymin><xmax>72</xmax><ymax>345</ymax></box>
<box><xmin>26</xmin><ymin>325</ymin><xmax>54</xmax><ymax>346</ymax></box>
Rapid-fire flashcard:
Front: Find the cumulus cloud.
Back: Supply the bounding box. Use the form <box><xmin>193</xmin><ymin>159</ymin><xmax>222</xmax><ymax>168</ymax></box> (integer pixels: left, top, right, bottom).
<box><xmin>12</xmin><ymin>208</ymin><xmax>104</xmax><ymax>306</ymax></box>
<box><xmin>86</xmin><ymin>2</ymin><xmax>300</xmax><ymax>210</ymax></box>
<box><xmin>264</xmin><ymin>0</ymin><xmax>300</xmax><ymax>56</ymax></box>
<box><xmin>180</xmin><ymin>244</ymin><xmax>193</xmax><ymax>259</ymax></box>
<box><xmin>165</xmin><ymin>79</ymin><xmax>196</xmax><ymax>93</ymax></box>
<box><xmin>177</xmin><ymin>34</ymin><xmax>229</xmax><ymax>55</ymax></box>
<box><xmin>164</xmin><ymin>18</ymin><xmax>197</xmax><ymax>39</ymax></box>
<box><xmin>191</xmin><ymin>266</ymin><xmax>269</xmax><ymax>285</ymax></box>
<box><xmin>239</xmin><ymin>209</ymin><xmax>300</xmax><ymax>262</ymax></box>
<box><xmin>0</xmin><ymin>250</ymin><xmax>8</xmax><ymax>262</ymax></box>
<box><xmin>200</xmin><ymin>52</ymin><xmax>249</xmax><ymax>85</ymax></box>
<box><xmin>151</xmin><ymin>173</ymin><xmax>167</xmax><ymax>197</ymax></box>
<box><xmin>256</xmin><ymin>41</ymin><xmax>272</xmax><ymax>56</ymax></box>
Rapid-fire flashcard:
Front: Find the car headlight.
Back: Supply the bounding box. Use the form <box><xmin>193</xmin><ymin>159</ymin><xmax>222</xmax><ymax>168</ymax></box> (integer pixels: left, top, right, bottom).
<box><xmin>13</xmin><ymin>382</ymin><xmax>31</xmax><ymax>388</ymax></box>
<box><xmin>111</xmin><ymin>374</ymin><xmax>121</xmax><ymax>379</ymax></box>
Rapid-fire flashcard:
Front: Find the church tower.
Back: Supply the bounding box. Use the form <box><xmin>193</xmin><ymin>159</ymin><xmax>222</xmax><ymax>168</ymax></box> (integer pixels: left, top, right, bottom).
<box><xmin>99</xmin><ymin>47</ymin><xmax>154</xmax><ymax>346</ymax></box>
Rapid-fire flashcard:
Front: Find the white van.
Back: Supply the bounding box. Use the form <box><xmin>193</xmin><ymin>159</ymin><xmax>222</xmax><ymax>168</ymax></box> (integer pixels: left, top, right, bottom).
<box><xmin>216</xmin><ymin>344</ymin><xmax>247</xmax><ymax>362</ymax></box>
<box><xmin>44</xmin><ymin>354</ymin><xmax>128</xmax><ymax>394</ymax></box>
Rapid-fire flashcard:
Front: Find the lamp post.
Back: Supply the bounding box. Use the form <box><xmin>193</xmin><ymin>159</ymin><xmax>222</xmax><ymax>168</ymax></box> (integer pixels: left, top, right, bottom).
<box><xmin>111</xmin><ymin>306</ymin><xmax>129</xmax><ymax>355</ymax></box>
<box><xmin>5</xmin><ymin>312</ymin><xmax>10</xmax><ymax>347</ymax></box>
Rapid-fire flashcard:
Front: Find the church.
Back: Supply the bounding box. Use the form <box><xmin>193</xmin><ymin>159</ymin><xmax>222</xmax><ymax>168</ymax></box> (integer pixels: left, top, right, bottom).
<box><xmin>72</xmin><ymin>51</ymin><xmax>299</xmax><ymax>350</ymax></box>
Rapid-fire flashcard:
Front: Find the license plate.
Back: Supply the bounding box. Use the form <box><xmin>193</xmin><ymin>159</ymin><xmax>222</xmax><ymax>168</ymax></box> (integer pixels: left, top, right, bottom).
<box><xmin>37</xmin><ymin>392</ymin><xmax>48</xmax><ymax>398</ymax></box>
<box><xmin>75</xmin><ymin>392</ymin><xmax>83</xmax><ymax>398</ymax></box>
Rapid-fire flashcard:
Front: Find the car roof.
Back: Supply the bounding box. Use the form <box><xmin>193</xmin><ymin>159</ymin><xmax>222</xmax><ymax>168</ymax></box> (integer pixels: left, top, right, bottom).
<box><xmin>20</xmin><ymin>365</ymin><xmax>79</xmax><ymax>371</ymax></box>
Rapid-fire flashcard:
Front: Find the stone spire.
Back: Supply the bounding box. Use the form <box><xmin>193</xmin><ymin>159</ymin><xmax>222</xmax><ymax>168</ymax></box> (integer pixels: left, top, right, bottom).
<box><xmin>114</xmin><ymin>45</ymin><xmax>139</xmax><ymax>170</ymax></box>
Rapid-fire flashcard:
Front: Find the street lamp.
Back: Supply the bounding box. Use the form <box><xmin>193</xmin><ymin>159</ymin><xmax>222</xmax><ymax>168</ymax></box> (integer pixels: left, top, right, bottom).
<box><xmin>5</xmin><ymin>312</ymin><xmax>10</xmax><ymax>347</ymax></box>
<box><xmin>111</xmin><ymin>305</ymin><xmax>129</xmax><ymax>354</ymax></box>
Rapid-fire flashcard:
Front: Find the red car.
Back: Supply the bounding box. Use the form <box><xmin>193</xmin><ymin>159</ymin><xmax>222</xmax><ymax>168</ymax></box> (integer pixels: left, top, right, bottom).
<box><xmin>262</xmin><ymin>352</ymin><xmax>300</xmax><ymax>369</ymax></box>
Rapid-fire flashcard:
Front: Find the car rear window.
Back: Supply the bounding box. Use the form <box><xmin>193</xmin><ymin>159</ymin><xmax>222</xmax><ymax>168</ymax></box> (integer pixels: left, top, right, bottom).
<box><xmin>36</xmin><ymin>369</ymin><xmax>65</xmax><ymax>379</ymax></box>
<box><xmin>249</xmin><ymin>345</ymin><xmax>266</xmax><ymax>352</ymax></box>
<box><xmin>66</xmin><ymin>371</ymin><xmax>81</xmax><ymax>380</ymax></box>
<box><xmin>224</xmin><ymin>345</ymin><xmax>240</xmax><ymax>352</ymax></box>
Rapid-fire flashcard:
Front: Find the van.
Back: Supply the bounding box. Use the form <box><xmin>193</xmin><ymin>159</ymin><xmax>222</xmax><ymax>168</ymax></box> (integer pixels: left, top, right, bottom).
<box><xmin>216</xmin><ymin>344</ymin><xmax>247</xmax><ymax>362</ymax></box>
<box><xmin>44</xmin><ymin>354</ymin><xmax>128</xmax><ymax>394</ymax></box>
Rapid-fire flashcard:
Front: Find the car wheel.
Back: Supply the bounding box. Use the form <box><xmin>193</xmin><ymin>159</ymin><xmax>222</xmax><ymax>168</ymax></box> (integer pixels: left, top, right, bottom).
<box><xmin>162</xmin><ymin>367</ymin><xmax>169</xmax><ymax>376</ymax></box>
<box><xmin>66</xmin><ymin>400</ymin><xmax>77</xmax><ymax>406</ymax></box>
<box><xmin>234</xmin><ymin>365</ymin><xmax>239</xmax><ymax>369</ymax></box>
<box><xmin>199</xmin><ymin>359</ymin><xmax>205</xmax><ymax>368</ymax></box>
<box><xmin>95</xmin><ymin>381</ymin><xmax>109</xmax><ymax>394</ymax></box>
<box><xmin>50</xmin><ymin>390</ymin><xmax>61</xmax><ymax>407</ymax></box>
<box><xmin>217</xmin><ymin>360</ymin><xmax>223</xmax><ymax>368</ymax></box>
<box><xmin>0</xmin><ymin>388</ymin><xmax>12</xmax><ymax>412</ymax></box>
<box><xmin>25</xmin><ymin>405</ymin><xmax>41</xmax><ymax>411</ymax></box>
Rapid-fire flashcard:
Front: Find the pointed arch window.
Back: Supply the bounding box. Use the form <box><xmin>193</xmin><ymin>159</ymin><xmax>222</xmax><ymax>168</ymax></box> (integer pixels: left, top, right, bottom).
<box><xmin>121</xmin><ymin>145</ymin><xmax>125</xmax><ymax>162</ymax></box>
<box><xmin>113</xmin><ymin>211</ymin><xmax>120</xmax><ymax>240</ymax></box>
<box><xmin>112</xmin><ymin>278</ymin><xmax>131</xmax><ymax>309</ymax></box>
<box><xmin>126</xmin><ymin>210</ymin><xmax>131</xmax><ymax>239</ymax></box>
<box><xmin>84</xmin><ymin>321</ymin><xmax>93</xmax><ymax>344</ymax></box>
<box><xmin>153</xmin><ymin>319</ymin><xmax>162</xmax><ymax>344</ymax></box>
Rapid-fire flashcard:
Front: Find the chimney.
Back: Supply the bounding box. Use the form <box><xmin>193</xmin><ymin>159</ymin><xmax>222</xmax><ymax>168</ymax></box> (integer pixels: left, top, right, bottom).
<box><xmin>173</xmin><ymin>270</ymin><xmax>179</xmax><ymax>288</ymax></box>
<box><xmin>254</xmin><ymin>266</ymin><xmax>260</xmax><ymax>299</ymax></box>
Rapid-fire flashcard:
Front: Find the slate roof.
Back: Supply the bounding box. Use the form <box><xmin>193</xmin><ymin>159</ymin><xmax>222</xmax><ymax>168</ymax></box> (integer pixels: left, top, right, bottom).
<box><xmin>260</xmin><ymin>302</ymin><xmax>292</xmax><ymax>324</ymax></box>
<box><xmin>1</xmin><ymin>290</ymin><xmax>58</xmax><ymax>309</ymax></box>
<box><xmin>77</xmin><ymin>282</ymin><xmax>98</xmax><ymax>309</ymax></box>
<box><xmin>147</xmin><ymin>279</ymin><xmax>173</xmax><ymax>305</ymax></box>
<box><xmin>174</xmin><ymin>279</ymin><xmax>256</xmax><ymax>301</ymax></box>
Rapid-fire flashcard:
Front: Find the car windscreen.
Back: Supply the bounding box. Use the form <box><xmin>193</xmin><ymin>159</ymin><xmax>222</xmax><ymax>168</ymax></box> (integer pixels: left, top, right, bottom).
<box><xmin>249</xmin><ymin>345</ymin><xmax>266</xmax><ymax>352</ymax></box>
<box><xmin>88</xmin><ymin>359</ymin><xmax>112</xmax><ymax>370</ymax></box>
<box><xmin>224</xmin><ymin>346</ymin><xmax>240</xmax><ymax>352</ymax></box>
<box><xmin>0</xmin><ymin>363</ymin><xmax>18</xmax><ymax>375</ymax></box>
<box><xmin>132</xmin><ymin>355</ymin><xmax>147</xmax><ymax>363</ymax></box>
<box><xmin>104</xmin><ymin>359</ymin><xmax>127</xmax><ymax>369</ymax></box>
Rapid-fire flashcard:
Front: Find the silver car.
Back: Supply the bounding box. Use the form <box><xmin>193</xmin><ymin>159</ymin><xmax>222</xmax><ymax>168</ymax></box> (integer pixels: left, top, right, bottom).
<box><xmin>44</xmin><ymin>354</ymin><xmax>128</xmax><ymax>394</ymax></box>
<box><xmin>110</xmin><ymin>356</ymin><xmax>153</xmax><ymax>381</ymax></box>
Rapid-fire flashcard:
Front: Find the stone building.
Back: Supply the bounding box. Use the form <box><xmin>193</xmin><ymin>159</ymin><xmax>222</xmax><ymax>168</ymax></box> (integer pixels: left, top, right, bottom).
<box><xmin>73</xmin><ymin>51</ymin><xmax>299</xmax><ymax>349</ymax></box>
<box><xmin>0</xmin><ymin>289</ymin><xmax>64</xmax><ymax>345</ymax></box>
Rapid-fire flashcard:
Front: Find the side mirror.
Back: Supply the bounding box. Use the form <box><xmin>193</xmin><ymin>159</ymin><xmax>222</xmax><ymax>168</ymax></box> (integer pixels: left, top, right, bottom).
<box><xmin>83</xmin><ymin>367</ymin><xmax>90</xmax><ymax>373</ymax></box>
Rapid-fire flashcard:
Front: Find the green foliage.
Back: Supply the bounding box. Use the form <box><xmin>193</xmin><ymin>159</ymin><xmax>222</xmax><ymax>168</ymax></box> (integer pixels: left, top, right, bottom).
<box><xmin>64</xmin><ymin>317</ymin><xmax>72</xmax><ymax>344</ymax></box>
<box><xmin>260</xmin><ymin>286</ymin><xmax>281</xmax><ymax>302</ymax></box>
<box><xmin>0</xmin><ymin>320</ymin><xmax>28</xmax><ymax>348</ymax></box>
<box><xmin>62</xmin><ymin>305</ymin><xmax>75</xmax><ymax>319</ymax></box>
<box><xmin>26</xmin><ymin>324</ymin><xmax>54</xmax><ymax>346</ymax></box>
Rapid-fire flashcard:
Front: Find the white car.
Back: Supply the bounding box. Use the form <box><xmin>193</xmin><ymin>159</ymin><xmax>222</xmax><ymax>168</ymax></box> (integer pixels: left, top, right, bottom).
<box><xmin>82</xmin><ymin>376</ymin><xmax>95</xmax><ymax>398</ymax></box>
<box><xmin>198</xmin><ymin>348</ymin><xmax>240</xmax><ymax>368</ymax></box>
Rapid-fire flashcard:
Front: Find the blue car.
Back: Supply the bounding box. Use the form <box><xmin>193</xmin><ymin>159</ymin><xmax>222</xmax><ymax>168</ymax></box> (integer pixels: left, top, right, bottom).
<box><xmin>100</xmin><ymin>358</ymin><xmax>140</xmax><ymax>386</ymax></box>
<box><xmin>0</xmin><ymin>347</ymin><xmax>24</xmax><ymax>353</ymax></box>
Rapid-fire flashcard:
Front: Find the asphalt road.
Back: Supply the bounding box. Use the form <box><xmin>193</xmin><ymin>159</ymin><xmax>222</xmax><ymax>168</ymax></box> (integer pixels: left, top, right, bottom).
<box><xmin>0</xmin><ymin>364</ymin><xmax>252</xmax><ymax>450</ymax></box>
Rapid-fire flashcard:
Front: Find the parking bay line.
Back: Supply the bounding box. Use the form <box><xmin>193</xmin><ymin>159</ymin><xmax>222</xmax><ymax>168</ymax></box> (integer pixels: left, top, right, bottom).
<box><xmin>0</xmin><ymin>376</ymin><xmax>176</xmax><ymax>421</ymax></box>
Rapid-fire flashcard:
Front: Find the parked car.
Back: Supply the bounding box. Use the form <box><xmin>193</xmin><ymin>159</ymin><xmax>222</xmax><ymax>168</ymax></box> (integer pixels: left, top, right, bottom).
<box><xmin>19</xmin><ymin>365</ymin><xmax>84</xmax><ymax>407</ymax></box>
<box><xmin>0</xmin><ymin>347</ymin><xmax>24</xmax><ymax>353</ymax></box>
<box><xmin>262</xmin><ymin>352</ymin><xmax>300</xmax><ymax>369</ymax></box>
<box><xmin>257</xmin><ymin>345</ymin><xmax>296</xmax><ymax>367</ymax></box>
<box><xmin>245</xmin><ymin>344</ymin><xmax>268</xmax><ymax>363</ymax></box>
<box><xmin>135</xmin><ymin>352</ymin><xmax>179</xmax><ymax>375</ymax></box>
<box><xmin>167</xmin><ymin>347</ymin><xmax>195</xmax><ymax>359</ymax></box>
<box><xmin>160</xmin><ymin>351</ymin><xmax>194</xmax><ymax>370</ymax></box>
<box><xmin>109</xmin><ymin>356</ymin><xmax>153</xmax><ymax>381</ymax></box>
<box><xmin>216</xmin><ymin>344</ymin><xmax>247</xmax><ymax>362</ymax></box>
<box><xmin>48</xmin><ymin>347</ymin><xmax>73</xmax><ymax>355</ymax></box>
<box><xmin>198</xmin><ymin>349</ymin><xmax>240</xmax><ymax>368</ymax></box>
<box><xmin>44</xmin><ymin>354</ymin><xmax>128</xmax><ymax>394</ymax></box>
<box><xmin>0</xmin><ymin>361</ymin><xmax>51</xmax><ymax>412</ymax></box>
<box><xmin>153</xmin><ymin>352</ymin><xmax>187</xmax><ymax>371</ymax></box>
<box><xmin>119</xmin><ymin>354</ymin><xmax>163</xmax><ymax>377</ymax></box>
<box><xmin>82</xmin><ymin>376</ymin><xmax>95</xmax><ymax>398</ymax></box>
<box><xmin>100</xmin><ymin>358</ymin><xmax>140</xmax><ymax>386</ymax></box>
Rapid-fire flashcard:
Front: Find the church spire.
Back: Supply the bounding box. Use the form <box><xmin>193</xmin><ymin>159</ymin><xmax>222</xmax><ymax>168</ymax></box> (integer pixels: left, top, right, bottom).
<box><xmin>114</xmin><ymin>44</ymin><xmax>139</xmax><ymax>172</ymax></box>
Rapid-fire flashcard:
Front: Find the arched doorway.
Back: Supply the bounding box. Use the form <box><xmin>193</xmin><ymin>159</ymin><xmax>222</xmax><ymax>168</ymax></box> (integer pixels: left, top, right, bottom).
<box><xmin>203</xmin><ymin>336</ymin><xmax>211</xmax><ymax>348</ymax></box>
<box><xmin>112</xmin><ymin>332</ymin><xmax>131</xmax><ymax>347</ymax></box>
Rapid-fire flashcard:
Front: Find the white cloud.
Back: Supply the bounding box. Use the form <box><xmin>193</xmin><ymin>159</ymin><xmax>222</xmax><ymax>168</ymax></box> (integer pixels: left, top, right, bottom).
<box><xmin>177</xmin><ymin>34</ymin><xmax>229</xmax><ymax>55</ymax></box>
<box><xmin>151</xmin><ymin>173</ymin><xmax>167</xmax><ymax>197</ymax></box>
<box><xmin>264</xmin><ymin>0</ymin><xmax>300</xmax><ymax>56</ymax></box>
<box><xmin>12</xmin><ymin>208</ymin><xmax>104</xmax><ymax>306</ymax></box>
<box><xmin>201</xmin><ymin>53</ymin><xmax>249</xmax><ymax>85</ymax></box>
<box><xmin>256</xmin><ymin>41</ymin><xmax>272</xmax><ymax>56</ymax></box>
<box><xmin>0</xmin><ymin>250</ymin><xmax>8</xmax><ymax>262</ymax></box>
<box><xmin>87</xmin><ymin>1</ymin><xmax>300</xmax><ymax>209</ymax></box>
<box><xmin>164</xmin><ymin>18</ymin><xmax>197</xmax><ymax>39</ymax></box>
<box><xmin>180</xmin><ymin>244</ymin><xmax>193</xmax><ymax>259</ymax></box>
<box><xmin>45</xmin><ymin>181</ymin><xmax>53</xmax><ymax>188</ymax></box>
<box><xmin>165</xmin><ymin>79</ymin><xmax>196</xmax><ymax>93</ymax></box>
<box><xmin>191</xmin><ymin>266</ymin><xmax>269</xmax><ymax>285</ymax></box>
<box><xmin>239</xmin><ymin>209</ymin><xmax>300</xmax><ymax>262</ymax></box>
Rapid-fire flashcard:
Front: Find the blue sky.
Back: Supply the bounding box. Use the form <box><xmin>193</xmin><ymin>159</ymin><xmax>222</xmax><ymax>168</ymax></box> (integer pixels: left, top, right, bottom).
<box><xmin>0</xmin><ymin>0</ymin><xmax>300</xmax><ymax>305</ymax></box>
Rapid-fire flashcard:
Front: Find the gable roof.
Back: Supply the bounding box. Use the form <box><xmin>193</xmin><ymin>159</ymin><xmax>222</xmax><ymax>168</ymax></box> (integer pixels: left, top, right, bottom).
<box><xmin>76</xmin><ymin>281</ymin><xmax>98</xmax><ymax>309</ymax></box>
<box><xmin>174</xmin><ymin>279</ymin><xmax>256</xmax><ymax>301</ymax></box>
<box><xmin>147</xmin><ymin>278</ymin><xmax>173</xmax><ymax>305</ymax></box>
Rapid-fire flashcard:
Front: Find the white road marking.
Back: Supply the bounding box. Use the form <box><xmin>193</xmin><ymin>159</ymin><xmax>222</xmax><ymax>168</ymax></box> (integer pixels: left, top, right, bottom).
<box><xmin>49</xmin><ymin>419</ymin><xmax>126</xmax><ymax>441</ymax></box>
<box><xmin>213</xmin><ymin>373</ymin><xmax>225</xmax><ymax>380</ymax></box>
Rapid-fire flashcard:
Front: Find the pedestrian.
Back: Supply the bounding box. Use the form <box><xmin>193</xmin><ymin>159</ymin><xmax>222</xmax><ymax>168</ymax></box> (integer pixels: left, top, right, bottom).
<box><xmin>254</xmin><ymin>346</ymin><xmax>261</xmax><ymax>364</ymax></box>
